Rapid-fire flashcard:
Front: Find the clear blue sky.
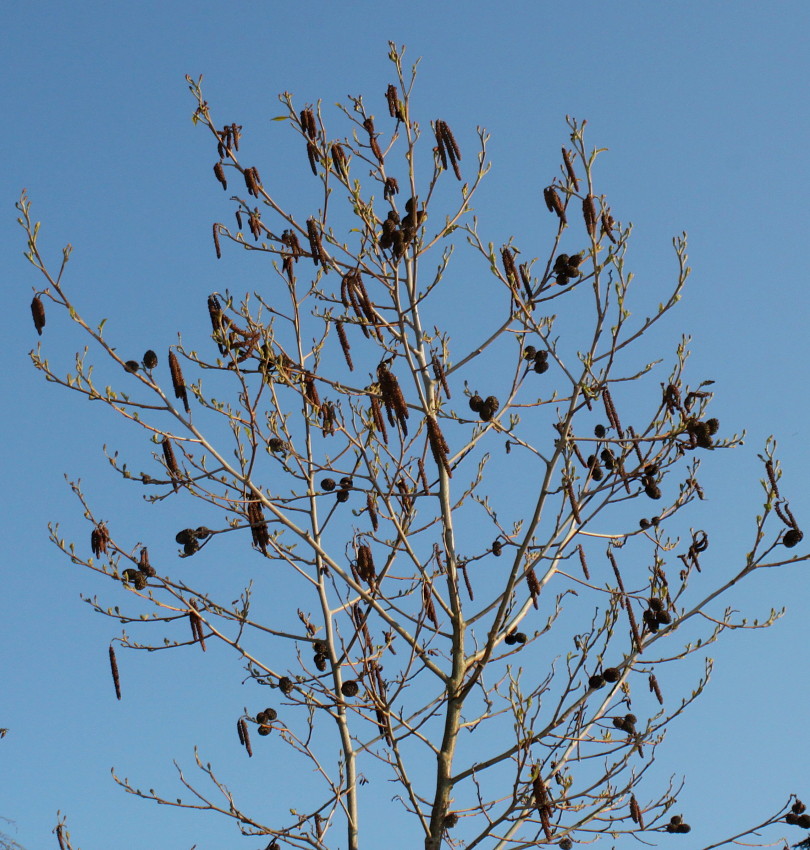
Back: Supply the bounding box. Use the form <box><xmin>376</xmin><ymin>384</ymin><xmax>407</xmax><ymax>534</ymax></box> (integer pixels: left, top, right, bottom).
<box><xmin>3</xmin><ymin>2</ymin><xmax>810</xmax><ymax>848</ymax></box>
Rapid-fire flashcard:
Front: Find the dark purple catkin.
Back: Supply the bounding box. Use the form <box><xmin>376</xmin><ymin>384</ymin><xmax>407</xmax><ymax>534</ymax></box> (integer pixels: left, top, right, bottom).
<box><xmin>336</xmin><ymin>320</ymin><xmax>353</xmax><ymax>371</ymax></box>
<box><xmin>582</xmin><ymin>194</ymin><xmax>597</xmax><ymax>238</ymax></box>
<box><xmin>213</xmin><ymin>161</ymin><xmax>227</xmax><ymax>190</ymax></box>
<box><xmin>168</xmin><ymin>351</ymin><xmax>190</xmax><ymax>413</ymax></box>
<box><xmin>561</xmin><ymin>147</ymin><xmax>579</xmax><ymax>191</ymax></box>
<box><xmin>109</xmin><ymin>645</ymin><xmax>121</xmax><ymax>700</ymax></box>
<box><xmin>162</xmin><ymin>436</ymin><xmax>180</xmax><ymax>491</ymax></box>
<box><xmin>31</xmin><ymin>296</ymin><xmax>46</xmax><ymax>335</ymax></box>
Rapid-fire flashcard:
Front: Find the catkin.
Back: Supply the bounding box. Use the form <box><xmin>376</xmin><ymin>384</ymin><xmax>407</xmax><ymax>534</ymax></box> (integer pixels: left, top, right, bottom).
<box><xmin>168</xmin><ymin>351</ymin><xmax>190</xmax><ymax>413</ymax></box>
<box><xmin>109</xmin><ymin>645</ymin><xmax>121</xmax><ymax>700</ymax></box>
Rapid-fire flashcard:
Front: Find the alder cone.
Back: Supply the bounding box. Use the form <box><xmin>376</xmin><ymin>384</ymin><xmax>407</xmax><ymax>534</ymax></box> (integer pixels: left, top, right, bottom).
<box><xmin>341</xmin><ymin>679</ymin><xmax>360</xmax><ymax>697</ymax></box>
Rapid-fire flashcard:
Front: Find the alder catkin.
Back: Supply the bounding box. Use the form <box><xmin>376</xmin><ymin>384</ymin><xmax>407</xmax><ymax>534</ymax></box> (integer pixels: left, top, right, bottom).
<box><xmin>109</xmin><ymin>645</ymin><xmax>121</xmax><ymax>700</ymax></box>
<box><xmin>31</xmin><ymin>296</ymin><xmax>46</xmax><ymax>335</ymax></box>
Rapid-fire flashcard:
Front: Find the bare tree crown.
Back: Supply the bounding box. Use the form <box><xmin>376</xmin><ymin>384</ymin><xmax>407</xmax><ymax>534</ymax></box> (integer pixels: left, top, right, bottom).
<box><xmin>20</xmin><ymin>42</ymin><xmax>808</xmax><ymax>850</ymax></box>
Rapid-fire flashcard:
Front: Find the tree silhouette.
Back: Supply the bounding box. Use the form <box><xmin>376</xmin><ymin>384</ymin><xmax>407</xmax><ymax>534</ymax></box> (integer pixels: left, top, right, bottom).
<box><xmin>20</xmin><ymin>42</ymin><xmax>808</xmax><ymax>850</ymax></box>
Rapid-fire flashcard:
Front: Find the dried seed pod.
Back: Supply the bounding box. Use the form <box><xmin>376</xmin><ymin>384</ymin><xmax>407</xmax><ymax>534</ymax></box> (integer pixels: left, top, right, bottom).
<box><xmin>784</xmin><ymin>528</ymin><xmax>804</xmax><ymax>548</ymax></box>
<box><xmin>313</xmin><ymin>640</ymin><xmax>328</xmax><ymax>655</ymax></box>
<box><xmin>321</xmin><ymin>477</ymin><xmax>336</xmax><ymax>492</ymax></box>
<box><xmin>588</xmin><ymin>674</ymin><xmax>606</xmax><ymax>690</ymax></box>
<box><xmin>336</xmin><ymin>489</ymin><xmax>350</xmax><ymax>503</ymax></box>
<box><xmin>175</xmin><ymin>528</ymin><xmax>195</xmax><ymax>545</ymax></box>
<box><xmin>559</xmin><ymin>840</ymin><xmax>573</xmax><ymax>850</ymax></box>
<box><xmin>341</xmin><ymin>679</ymin><xmax>359</xmax><ymax>698</ymax></box>
<box><xmin>260</xmin><ymin>707</ymin><xmax>278</xmax><ymax>723</ymax></box>
<box><xmin>469</xmin><ymin>393</ymin><xmax>484</xmax><ymax>413</ymax></box>
<box><xmin>278</xmin><ymin>676</ymin><xmax>293</xmax><ymax>696</ymax></box>
<box><xmin>798</xmin><ymin>814</ymin><xmax>810</xmax><ymax>829</ymax></box>
<box><xmin>257</xmin><ymin>725</ymin><xmax>271</xmax><ymax>736</ymax></box>
<box><xmin>109</xmin><ymin>645</ymin><xmax>121</xmax><ymax>700</ymax></box>
<box><xmin>213</xmin><ymin>161</ymin><xmax>227</xmax><ymax>190</ymax></box>
<box><xmin>142</xmin><ymin>350</ymin><xmax>158</xmax><ymax>370</ymax></box>
<box><xmin>513</xmin><ymin>632</ymin><xmax>527</xmax><ymax>644</ymax></box>
<box><xmin>183</xmin><ymin>538</ymin><xmax>200</xmax><ymax>557</ymax></box>
<box><xmin>639</xmin><ymin>518</ymin><xmax>651</xmax><ymax>529</ymax></box>
<box><xmin>443</xmin><ymin>813</ymin><xmax>459</xmax><ymax>829</ymax></box>
<box><xmin>492</xmin><ymin>540</ymin><xmax>503</xmax><ymax>557</ymax></box>
<box><xmin>168</xmin><ymin>351</ymin><xmax>190</xmax><ymax>413</ymax></box>
<box><xmin>594</xmin><ymin>423</ymin><xmax>606</xmax><ymax>438</ymax></box>
<box><xmin>792</xmin><ymin>800</ymin><xmax>807</xmax><ymax>815</ymax></box>
<box><xmin>655</xmin><ymin>609</ymin><xmax>672</xmax><ymax>626</ymax></box>
<box><xmin>648</xmin><ymin>596</ymin><xmax>664</xmax><ymax>612</ymax></box>
<box><xmin>268</xmin><ymin>437</ymin><xmax>285</xmax><ymax>452</ymax></box>
<box><xmin>124</xmin><ymin>360</ymin><xmax>139</xmax><ymax>373</ymax></box>
<box><xmin>602</xmin><ymin>667</ymin><xmax>620</xmax><ymax>683</ymax></box>
<box><xmin>642</xmin><ymin>609</ymin><xmax>659</xmax><ymax>633</ymax></box>
<box><xmin>534</xmin><ymin>358</ymin><xmax>550</xmax><ymax>374</ymax></box>
<box><xmin>31</xmin><ymin>295</ymin><xmax>46</xmax><ymax>335</ymax></box>
<box><xmin>523</xmin><ymin>345</ymin><xmax>537</xmax><ymax>361</ymax></box>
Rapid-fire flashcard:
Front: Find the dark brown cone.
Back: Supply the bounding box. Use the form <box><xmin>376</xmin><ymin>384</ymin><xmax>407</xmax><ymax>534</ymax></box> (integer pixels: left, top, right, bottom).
<box><xmin>341</xmin><ymin>679</ymin><xmax>359</xmax><ymax>697</ymax></box>
<box><xmin>31</xmin><ymin>296</ymin><xmax>46</xmax><ymax>335</ymax></box>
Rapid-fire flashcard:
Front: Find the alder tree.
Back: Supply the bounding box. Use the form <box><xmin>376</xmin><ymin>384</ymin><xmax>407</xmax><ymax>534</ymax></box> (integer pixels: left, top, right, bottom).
<box><xmin>21</xmin><ymin>43</ymin><xmax>810</xmax><ymax>850</ymax></box>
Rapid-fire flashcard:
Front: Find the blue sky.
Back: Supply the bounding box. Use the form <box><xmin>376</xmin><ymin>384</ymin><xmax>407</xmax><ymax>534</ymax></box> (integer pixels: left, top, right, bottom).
<box><xmin>3</xmin><ymin>2</ymin><xmax>810</xmax><ymax>848</ymax></box>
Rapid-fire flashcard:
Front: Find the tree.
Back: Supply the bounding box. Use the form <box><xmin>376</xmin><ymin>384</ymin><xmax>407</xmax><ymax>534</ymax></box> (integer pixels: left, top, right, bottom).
<box><xmin>19</xmin><ymin>42</ymin><xmax>809</xmax><ymax>850</ymax></box>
